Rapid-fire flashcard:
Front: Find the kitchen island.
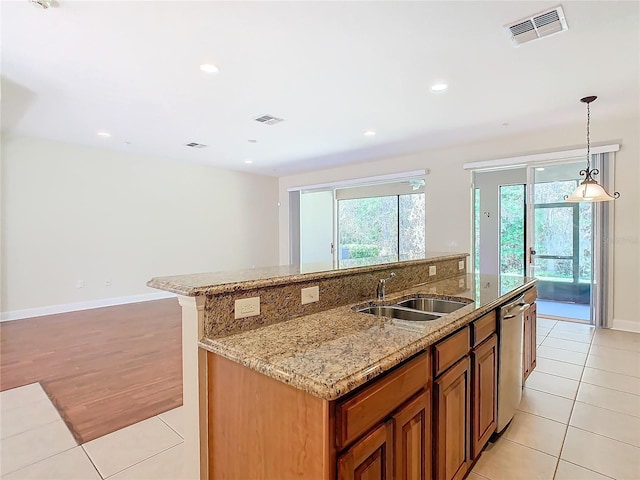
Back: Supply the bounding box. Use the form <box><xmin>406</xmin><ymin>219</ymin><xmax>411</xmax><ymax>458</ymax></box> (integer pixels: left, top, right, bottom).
<box><xmin>148</xmin><ymin>254</ymin><xmax>536</xmax><ymax>480</ymax></box>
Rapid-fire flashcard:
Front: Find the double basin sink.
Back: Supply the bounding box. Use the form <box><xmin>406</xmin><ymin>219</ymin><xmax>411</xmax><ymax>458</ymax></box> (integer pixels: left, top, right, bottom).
<box><xmin>357</xmin><ymin>297</ymin><xmax>471</xmax><ymax>322</ymax></box>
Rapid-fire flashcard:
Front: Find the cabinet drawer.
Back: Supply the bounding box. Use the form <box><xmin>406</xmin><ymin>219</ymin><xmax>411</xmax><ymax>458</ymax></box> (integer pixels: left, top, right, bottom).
<box><xmin>434</xmin><ymin>327</ymin><xmax>470</xmax><ymax>377</ymax></box>
<box><xmin>472</xmin><ymin>311</ymin><xmax>496</xmax><ymax>347</ymax></box>
<box><xmin>336</xmin><ymin>352</ymin><xmax>429</xmax><ymax>450</ymax></box>
<box><xmin>524</xmin><ymin>287</ymin><xmax>537</xmax><ymax>305</ymax></box>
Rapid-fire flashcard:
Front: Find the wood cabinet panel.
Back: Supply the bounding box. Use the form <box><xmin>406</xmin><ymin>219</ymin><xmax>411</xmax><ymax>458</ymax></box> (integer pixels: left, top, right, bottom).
<box><xmin>522</xmin><ymin>278</ymin><xmax>538</xmax><ymax>382</ymax></box>
<box><xmin>393</xmin><ymin>390</ymin><xmax>431</xmax><ymax>480</ymax></box>
<box><xmin>336</xmin><ymin>353</ymin><xmax>429</xmax><ymax>449</ymax></box>
<box><xmin>523</xmin><ymin>308</ymin><xmax>531</xmax><ymax>381</ymax></box>
<box><xmin>472</xmin><ymin>311</ymin><xmax>496</xmax><ymax>347</ymax></box>
<box><xmin>523</xmin><ymin>285</ymin><xmax>538</xmax><ymax>381</ymax></box>
<box><xmin>434</xmin><ymin>327</ymin><xmax>470</xmax><ymax>376</ymax></box>
<box><xmin>472</xmin><ymin>334</ymin><xmax>498</xmax><ymax>457</ymax></box>
<box><xmin>435</xmin><ymin>357</ymin><xmax>471</xmax><ymax>480</ymax></box>
<box><xmin>338</xmin><ymin>421</ymin><xmax>393</xmax><ymax>480</ymax></box>
<box><xmin>207</xmin><ymin>353</ymin><xmax>331</xmax><ymax>480</ymax></box>
<box><xmin>523</xmin><ymin>302</ymin><xmax>537</xmax><ymax>382</ymax></box>
<box><xmin>524</xmin><ymin>287</ymin><xmax>538</xmax><ymax>306</ymax></box>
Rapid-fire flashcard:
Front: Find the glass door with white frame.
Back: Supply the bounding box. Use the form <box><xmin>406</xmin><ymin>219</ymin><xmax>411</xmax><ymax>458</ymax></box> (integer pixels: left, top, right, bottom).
<box><xmin>474</xmin><ymin>163</ymin><xmax>595</xmax><ymax>324</ymax></box>
<box><xmin>474</xmin><ymin>168</ymin><xmax>527</xmax><ymax>277</ymax></box>
<box><xmin>529</xmin><ymin>162</ymin><xmax>593</xmax><ymax>322</ymax></box>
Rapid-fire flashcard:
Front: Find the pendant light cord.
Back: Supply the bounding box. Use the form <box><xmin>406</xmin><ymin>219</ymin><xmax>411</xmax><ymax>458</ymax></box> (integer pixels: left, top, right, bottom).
<box><xmin>586</xmin><ymin>101</ymin><xmax>591</xmax><ymax>171</ymax></box>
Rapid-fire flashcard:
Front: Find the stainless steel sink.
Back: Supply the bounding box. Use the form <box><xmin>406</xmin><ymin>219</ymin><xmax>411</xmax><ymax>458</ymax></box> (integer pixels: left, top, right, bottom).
<box><xmin>356</xmin><ymin>305</ymin><xmax>441</xmax><ymax>321</ymax></box>
<box><xmin>394</xmin><ymin>297</ymin><xmax>469</xmax><ymax>314</ymax></box>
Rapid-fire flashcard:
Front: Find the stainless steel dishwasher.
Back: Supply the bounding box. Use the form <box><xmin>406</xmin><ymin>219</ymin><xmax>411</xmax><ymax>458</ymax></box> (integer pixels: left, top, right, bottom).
<box><xmin>497</xmin><ymin>295</ymin><xmax>530</xmax><ymax>433</ymax></box>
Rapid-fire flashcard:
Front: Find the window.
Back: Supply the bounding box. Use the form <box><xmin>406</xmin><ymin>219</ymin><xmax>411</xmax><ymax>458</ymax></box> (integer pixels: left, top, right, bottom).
<box><xmin>294</xmin><ymin>173</ymin><xmax>427</xmax><ymax>268</ymax></box>
<box><xmin>337</xmin><ymin>193</ymin><xmax>425</xmax><ymax>268</ymax></box>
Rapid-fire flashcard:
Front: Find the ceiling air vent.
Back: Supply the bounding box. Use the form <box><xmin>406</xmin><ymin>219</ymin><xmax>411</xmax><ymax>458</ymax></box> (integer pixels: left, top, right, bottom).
<box><xmin>253</xmin><ymin>114</ymin><xmax>284</xmax><ymax>125</ymax></box>
<box><xmin>185</xmin><ymin>142</ymin><xmax>207</xmax><ymax>148</ymax></box>
<box><xmin>506</xmin><ymin>6</ymin><xmax>568</xmax><ymax>46</ymax></box>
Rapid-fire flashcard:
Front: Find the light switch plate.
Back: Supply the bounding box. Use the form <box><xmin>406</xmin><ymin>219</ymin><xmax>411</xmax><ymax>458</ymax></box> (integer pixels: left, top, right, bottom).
<box><xmin>459</xmin><ymin>260</ymin><xmax>465</xmax><ymax>270</ymax></box>
<box><xmin>301</xmin><ymin>286</ymin><xmax>320</xmax><ymax>305</ymax></box>
<box><xmin>235</xmin><ymin>297</ymin><xmax>260</xmax><ymax>319</ymax></box>
<box><xmin>429</xmin><ymin>265</ymin><xmax>437</xmax><ymax>276</ymax></box>
<box><xmin>459</xmin><ymin>278</ymin><xmax>465</xmax><ymax>288</ymax></box>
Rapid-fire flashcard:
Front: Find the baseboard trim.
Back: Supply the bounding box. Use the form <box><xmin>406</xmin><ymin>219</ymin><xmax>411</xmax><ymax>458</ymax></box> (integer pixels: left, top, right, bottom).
<box><xmin>0</xmin><ymin>292</ymin><xmax>177</xmax><ymax>322</ymax></box>
<box><xmin>611</xmin><ymin>318</ymin><xmax>640</xmax><ymax>333</ymax></box>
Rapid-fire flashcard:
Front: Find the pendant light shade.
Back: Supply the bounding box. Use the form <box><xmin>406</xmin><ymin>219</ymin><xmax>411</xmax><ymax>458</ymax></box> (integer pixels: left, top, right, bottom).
<box><xmin>564</xmin><ymin>96</ymin><xmax>619</xmax><ymax>203</ymax></box>
<box><xmin>565</xmin><ymin>179</ymin><xmax>617</xmax><ymax>202</ymax></box>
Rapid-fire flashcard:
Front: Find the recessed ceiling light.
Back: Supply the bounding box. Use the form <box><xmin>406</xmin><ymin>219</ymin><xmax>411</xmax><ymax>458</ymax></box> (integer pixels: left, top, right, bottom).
<box><xmin>430</xmin><ymin>82</ymin><xmax>448</xmax><ymax>93</ymax></box>
<box><xmin>364</xmin><ymin>131</ymin><xmax>376</xmax><ymax>137</ymax></box>
<box><xmin>97</xmin><ymin>131</ymin><xmax>111</xmax><ymax>137</ymax></box>
<box><xmin>244</xmin><ymin>159</ymin><xmax>253</xmax><ymax>164</ymax></box>
<box><xmin>200</xmin><ymin>63</ymin><xmax>219</xmax><ymax>74</ymax></box>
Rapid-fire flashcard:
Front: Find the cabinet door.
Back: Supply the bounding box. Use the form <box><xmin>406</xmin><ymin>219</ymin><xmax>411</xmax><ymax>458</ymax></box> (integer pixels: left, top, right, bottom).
<box><xmin>338</xmin><ymin>421</ymin><xmax>393</xmax><ymax>480</ymax></box>
<box><xmin>523</xmin><ymin>308</ymin><xmax>532</xmax><ymax>381</ymax></box>
<box><xmin>523</xmin><ymin>303</ymin><xmax>537</xmax><ymax>382</ymax></box>
<box><xmin>527</xmin><ymin>303</ymin><xmax>538</xmax><ymax>375</ymax></box>
<box><xmin>393</xmin><ymin>390</ymin><xmax>431</xmax><ymax>480</ymax></box>
<box><xmin>472</xmin><ymin>334</ymin><xmax>498</xmax><ymax>458</ymax></box>
<box><xmin>435</xmin><ymin>357</ymin><xmax>471</xmax><ymax>480</ymax></box>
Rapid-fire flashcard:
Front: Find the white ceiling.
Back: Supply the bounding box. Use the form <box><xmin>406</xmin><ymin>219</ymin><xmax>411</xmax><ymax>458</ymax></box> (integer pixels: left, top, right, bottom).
<box><xmin>2</xmin><ymin>1</ymin><xmax>638</xmax><ymax>176</ymax></box>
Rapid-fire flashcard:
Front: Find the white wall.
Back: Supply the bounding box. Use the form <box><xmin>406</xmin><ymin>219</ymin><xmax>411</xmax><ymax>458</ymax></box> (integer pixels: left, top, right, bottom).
<box><xmin>279</xmin><ymin>114</ymin><xmax>640</xmax><ymax>330</ymax></box>
<box><xmin>1</xmin><ymin>136</ymin><xmax>280</xmax><ymax>315</ymax></box>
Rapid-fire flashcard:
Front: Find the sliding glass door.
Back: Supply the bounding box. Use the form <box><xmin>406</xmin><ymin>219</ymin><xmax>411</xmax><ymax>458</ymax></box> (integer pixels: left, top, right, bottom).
<box><xmin>474</xmin><ymin>168</ymin><xmax>527</xmax><ymax>276</ymax></box>
<box><xmin>530</xmin><ymin>163</ymin><xmax>593</xmax><ymax>321</ymax></box>
<box><xmin>296</xmin><ymin>176</ymin><xmax>426</xmax><ymax>270</ymax></box>
<box><xmin>337</xmin><ymin>193</ymin><xmax>425</xmax><ymax>268</ymax></box>
<box><xmin>474</xmin><ymin>161</ymin><xmax>600</xmax><ymax>324</ymax></box>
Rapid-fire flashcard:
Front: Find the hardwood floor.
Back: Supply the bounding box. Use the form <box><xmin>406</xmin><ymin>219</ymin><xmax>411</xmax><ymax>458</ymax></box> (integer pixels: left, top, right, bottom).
<box><xmin>0</xmin><ymin>298</ymin><xmax>182</xmax><ymax>444</ymax></box>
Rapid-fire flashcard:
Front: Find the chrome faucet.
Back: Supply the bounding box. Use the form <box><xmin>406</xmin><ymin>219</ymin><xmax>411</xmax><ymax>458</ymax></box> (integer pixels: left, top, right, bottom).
<box><xmin>376</xmin><ymin>272</ymin><xmax>396</xmax><ymax>300</ymax></box>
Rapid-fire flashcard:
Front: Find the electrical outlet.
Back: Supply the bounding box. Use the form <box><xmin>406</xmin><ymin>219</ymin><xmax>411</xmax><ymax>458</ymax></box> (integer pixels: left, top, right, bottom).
<box><xmin>235</xmin><ymin>297</ymin><xmax>260</xmax><ymax>319</ymax></box>
<box><xmin>105</xmin><ymin>279</ymin><xmax>112</xmax><ymax>287</ymax></box>
<box><xmin>301</xmin><ymin>286</ymin><xmax>320</xmax><ymax>305</ymax></box>
<box><xmin>429</xmin><ymin>265</ymin><xmax>437</xmax><ymax>276</ymax></box>
<box><xmin>76</xmin><ymin>280</ymin><xmax>85</xmax><ymax>289</ymax></box>
<box><xmin>458</xmin><ymin>260</ymin><xmax>465</xmax><ymax>270</ymax></box>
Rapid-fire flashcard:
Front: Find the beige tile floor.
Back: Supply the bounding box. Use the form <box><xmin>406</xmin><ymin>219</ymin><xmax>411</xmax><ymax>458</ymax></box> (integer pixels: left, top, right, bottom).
<box><xmin>1</xmin><ymin>319</ymin><xmax>639</xmax><ymax>479</ymax></box>
<box><xmin>0</xmin><ymin>384</ymin><xmax>185</xmax><ymax>479</ymax></box>
<box><xmin>473</xmin><ymin>319</ymin><xmax>640</xmax><ymax>480</ymax></box>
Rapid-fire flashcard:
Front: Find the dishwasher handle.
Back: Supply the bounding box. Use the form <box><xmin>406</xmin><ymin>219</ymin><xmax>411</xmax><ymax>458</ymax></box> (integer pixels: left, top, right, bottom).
<box><xmin>503</xmin><ymin>302</ymin><xmax>530</xmax><ymax>319</ymax></box>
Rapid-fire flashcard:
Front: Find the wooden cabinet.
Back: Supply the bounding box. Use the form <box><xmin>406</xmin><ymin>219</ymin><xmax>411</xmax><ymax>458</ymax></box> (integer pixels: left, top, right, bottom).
<box><xmin>434</xmin><ymin>356</ymin><xmax>471</xmax><ymax>480</ymax></box>
<box><xmin>393</xmin><ymin>391</ymin><xmax>431</xmax><ymax>480</ymax></box>
<box><xmin>471</xmin><ymin>334</ymin><xmax>497</xmax><ymax>457</ymax></box>
<box><xmin>523</xmin><ymin>302</ymin><xmax>537</xmax><ymax>381</ymax></box>
<box><xmin>337</xmin><ymin>352</ymin><xmax>432</xmax><ymax>480</ymax></box>
<box><xmin>434</xmin><ymin>312</ymin><xmax>499</xmax><ymax>480</ymax></box>
<box><xmin>523</xmin><ymin>287</ymin><xmax>538</xmax><ymax>382</ymax></box>
<box><xmin>434</xmin><ymin>327</ymin><xmax>470</xmax><ymax>376</ymax></box>
<box><xmin>433</xmin><ymin>326</ymin><xmax>472</xmax><ymax>480</ymax></box>
<box><xmin>205</xmin><ymin>287</ymin><xmax>538</xmax><ymax>480</ymax></box>
<box><xmin>338</xmin><ymin>421</ymin><xmax>393</xmax><ymax>480</ymax></box>
<box><xmin>336</xmin><ymin>353</ymin><xmax>429</xmax><ymax>450</ymax></box>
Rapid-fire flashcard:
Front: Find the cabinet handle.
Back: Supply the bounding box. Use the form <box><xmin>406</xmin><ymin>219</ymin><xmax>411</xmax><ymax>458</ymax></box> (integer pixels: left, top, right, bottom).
<box><xmin>504</xmin><ymin>303</ymin><xmax>530</xmax><ymax>319</ymax></box>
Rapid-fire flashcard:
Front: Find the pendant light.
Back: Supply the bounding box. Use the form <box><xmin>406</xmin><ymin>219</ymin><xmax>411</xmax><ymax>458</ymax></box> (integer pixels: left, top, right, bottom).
<box><xmin>565</xmin><ymin>96</ymin><xmax>620</xmax><ymax>202</ymax></box>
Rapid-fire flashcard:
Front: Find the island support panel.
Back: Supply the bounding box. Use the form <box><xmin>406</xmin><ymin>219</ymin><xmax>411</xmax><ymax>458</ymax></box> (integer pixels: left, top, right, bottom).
<box><xmin>178</xmin><ymin>295</ymin><xmax>209</xmax><ymax>480</ymax></box>
<box><xmin>207</xmin><ymin>353</ymin><xmax>332</xmax><ymax>480</ymax></box>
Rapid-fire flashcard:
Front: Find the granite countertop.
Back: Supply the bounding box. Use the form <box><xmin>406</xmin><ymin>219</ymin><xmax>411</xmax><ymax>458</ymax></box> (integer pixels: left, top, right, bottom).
<box><xmin>199</xmin><ymin>273</ymin><xmax>536</xmax><ymax>400</ymax></box>
<box><xmin>146</xmin><ymin>252</ymin><xmax>466</xmax><ymax>296</ymax></box>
